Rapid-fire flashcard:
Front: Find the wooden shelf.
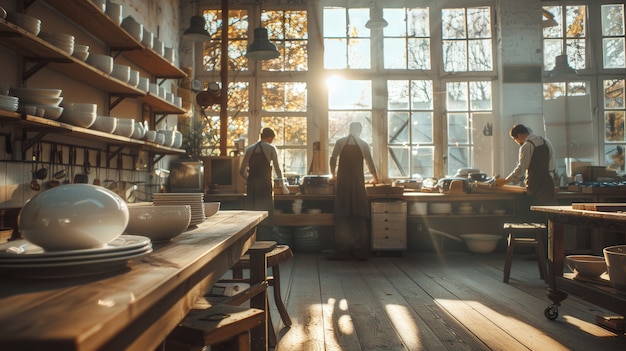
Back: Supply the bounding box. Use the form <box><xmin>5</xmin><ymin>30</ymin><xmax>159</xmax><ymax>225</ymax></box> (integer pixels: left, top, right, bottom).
<box><xmin>43</xmin><ymin>0</ymin><xmax>186</xmax><ymax>79</ymax></box>
<box><xmin>272</xmin><ymin>213</ymin><xmax>334</xmax><ymax>227</ymax></box>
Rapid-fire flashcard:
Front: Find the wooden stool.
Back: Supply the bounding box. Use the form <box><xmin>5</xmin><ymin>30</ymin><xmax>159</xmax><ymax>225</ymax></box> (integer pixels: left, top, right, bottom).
<box><xmin>503</xmin><ymin>223</ymin><xmax>548</xmax><ymax>283</ymax></box>
<box><xmin>232</xmin><ymin>244</ymin><xmax>293</xmax><ymax>333</ymax></box>
<box><xmin>164</xmin><ymin>304</ymin><xmax>265</xmax><ymax>351</ymax></box>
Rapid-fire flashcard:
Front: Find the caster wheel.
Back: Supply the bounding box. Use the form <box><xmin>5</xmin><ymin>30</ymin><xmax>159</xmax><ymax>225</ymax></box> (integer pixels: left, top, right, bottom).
<box><xmin>544</xmin><ymin>305</ymin><xmax>558</xmax><ymax>320</ymax></box>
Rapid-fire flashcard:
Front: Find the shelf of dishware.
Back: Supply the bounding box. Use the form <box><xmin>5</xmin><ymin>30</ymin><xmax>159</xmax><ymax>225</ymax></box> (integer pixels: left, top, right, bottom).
<box><xmin>42</xmin><ymin>0</ymin><xmax>186</xmax><ymax>79</ymax></box>
<box><xmin>0</xmin><ymin>111</ymin><xmax>185</xmax><ymax>156</ymax></box>
<box><xmin>0</xmin><ymin>20</ymin><xmax>184</xmax><ymax>115</ymax></box>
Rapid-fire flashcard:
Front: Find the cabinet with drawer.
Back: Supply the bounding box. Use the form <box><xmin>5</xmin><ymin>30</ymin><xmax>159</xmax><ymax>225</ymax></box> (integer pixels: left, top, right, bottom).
<box><xmin>371</xmin><ymin>200</ymin><xmax>407</xmax><ymax>251</ymax></box>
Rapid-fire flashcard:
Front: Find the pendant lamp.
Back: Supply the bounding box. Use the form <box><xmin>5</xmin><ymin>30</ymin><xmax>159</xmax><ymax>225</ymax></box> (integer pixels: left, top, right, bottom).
<box><xmin>245</xmin><ymin>27</ymin><xmax>279</xmax><ymax>60</ymax></box>
<box><xmin>183</xmin><ymin>15</ymin><xmax>211</xmax><ymax>41</ymax></box>
<box><xmin>365</xmin><ymin>3</ymin><xmax>388</xmax><ymax>29</ymax></box>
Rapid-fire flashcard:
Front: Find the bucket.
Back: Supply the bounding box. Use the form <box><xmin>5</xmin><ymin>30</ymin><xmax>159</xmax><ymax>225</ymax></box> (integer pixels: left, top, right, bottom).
<box><xmin>293</xmin><ymin>226</ymin><xmax>321</xmax><ymax>253</ymax></box>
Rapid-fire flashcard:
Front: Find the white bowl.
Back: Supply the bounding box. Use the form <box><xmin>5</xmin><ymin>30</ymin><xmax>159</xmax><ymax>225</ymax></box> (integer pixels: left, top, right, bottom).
<box><xmin>86</xmin><ymin>54</ymin><xmax>114</xmax><ymax>74</ymax></box>
<box><xmin>90</xmin><ymin>116</ymin><xmax>118</xmax><ymax>133</ymax></box>
<box><xmin>125</xmin><ymin>204</ymin><xmax>191</xmax><ymax>242</ymax></box>
<box><xmin>307</xmin><ymin>208</ymin><xmax>322</xmax><ymax>215</ymax></box>
<box><xmin>137</xmin><ymin>77</ymin><xmax>150</xmax><ymax>92</ymax></box>
<box><xmin>141</xmin><ymin>28</ymin><xmax>153</xmax><ymax>49</ymax></box>
<box><xmin>460</xmin><ymin>234</ymin><xmax>502</xmax><ymax>254</ymax></box>
<box><xmin>157</xmin><ymin>129</ymin><xmax>175</xmax><ymax>147</ymax></box>
<box><xmin>143</xmin><ymin>129</ymin><xmax>157</xmax><ymax>142</ymax></box>
<box><xmin>18</xmin><ymin>184</ymin><xmax>129</xmax><ymax>251</ymax></box>
<box><xmin>113</xmin><ymin>118</ymin><xmax>134</xmax><ymax>137</ymax></box>
<box><xmin>60</xmin><ymin>110</ymin><xmax>97</xmax><ymax>128</ymax></box>
<box><xmin>17</xmin><ymin>95</ymin><xmax>63</xmax><ymax>106</ymax></box>
<box><xmin>203</xmin><ymin>202</ymin><xmax>220</xmax><ymax>218</ymax></box>
<box><xmin>131</xmin><ymin>122</ymin><xmax>146</xmax><ymax>139</ymax></box>
<box><xmin>566</xmin><ymin>255</ymin><xmax>607</xmax><ymax>278</ymax></box>
<box><xmin>64</xmin><ymin>102</ymin><xmax>98</xmax><ymax>113</ymax></box>
<box><xmin>121</xmin><ymin>16</ymin><xmax>143</xmax><ymax>42</ymax></box>
<box><xmin>172</xmin><ymin>130</ymin><xmax>183</xmax><ymax>148</ymax></box>
<box><xmin>128</xmin><ymin>70</ymin><xmax>140</xmax><ymax>87</ymax></box>
<box><xmin>72</xmin><ymin>50</ymin><xmax>89</xmax><ymax>61</ymax></box>
<box><xmin>10</xmin><ymin>87</ymin><xmax>62</xmax><ymax>98</ymax></box>
<box><xmin>111</xmin><ymin>64</ymin><xmax>130</xmax><ymax>83</ymax></box>
<box><xmin>6</xmin><ymin>12</ymin><xmax>41</xmax><ymax>36</ymax></box>
<box><xmin>604</xmin><ymin>245</ymin><xmax>626</xmax><ymax>294</ymax></box>
<box><xmin>74</xmin><ymin>44</ymin><xmax>89</xmax><ymax>53</ymax></box>
<box><xmin>31</xmin><ymin>104</ymin><xmax>63</xmax><ymax>120</ymax></box>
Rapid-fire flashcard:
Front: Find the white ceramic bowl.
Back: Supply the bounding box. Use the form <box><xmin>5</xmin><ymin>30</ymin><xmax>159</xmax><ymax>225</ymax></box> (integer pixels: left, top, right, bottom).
<box><xmin>143</xmin><ymin>129</ymin><xmax>157</xmax><ymax>142</ymax></box>
<box><xmin>604</xmin><ymin>245</ymin><xmax>626</xmax><ymax>293</ymax></box>
<box><xmin>72</xmin><ymin>50</ymin><xmax>89</xmax><ymax>61</ymax></box>
<box><xmin>172</xmin><ymin>130</ymin><xmax>183</xmax><ymax>148</ymax></box>
<box><xmin>111</xmin><ymin>64</ymin><xmax>130</xmax><ymax>83</ymax></box>
<box><xmin>460</xmin><ymin>234</ymin><xmax>502</xmax><ymax>254</ymax></box>
<box><xmin>6</xmin><ymin>12</ymin><xmax>41</xmax><ymax>36</ymax></box>
<box><xmin>131</xmin><ymin>122</ymin><xmax>146</xmax><ymax>139</ymax></box>
<box><xmin>90</xmin><ymin>116</ymin><xmax>118</xmax><ymax>133</ymax></box>
<box><xmin>203</xmin><ymin>202</ymin><xmax>220</xmax><ymax>218</ymax></box>
<box><xmin>137</xmin><ymin>77</ymin><xmax>150</xmax><ymax>92</ymax></box>
<box><xmin>113</xmin><ymin>118</ymin><xmax>134</xmax><ymax>137</ymax></box>
<box><xmin>32</xmin><ymin>104</ymin><xmax>63</xmax><ymax>120</ymax></box>
<box><xmin>18</xmin><ymin>184</ymin><xmax>129</xmax><ymax>251</ymax></box>
<box><xmin>60</xmin><ymin>110</ymin><xmax>97</xmax><ymax>128</ymax></box>
<box><xmin>566</xmin><ymin>255</ymin><xmax>607</xmax><ymax>278</ymax></box>
<box><xmin>121</xmin><ymin>16</ymin><xmax>143</xmax><ymax>42</ymax></box>
<box><xmin>125</xmin><ymin>204</ymin><xmax>191</xmax><ymax>242</ymax></box>
<box><xmin>64</xmin><ymin>102</ymin><xmax>97</xmax><ymax>113</ymax></box>
<box><xmin>86</xmin><ymin>54</ymin><xmax>114</xmax><ymax>74</ymax></box>
<box><xmin>74</xmin><ymin>44</ymin><xmax>89</xmax><ymax>53</ymax></box>
<box><xmin>128</xmin><ymin>69</ymin><xmax>140</xmax><ymax>87</ymax></box>
<box><xmin>141</xmin><ymin>28</ymin><xmax>153</xmax><ymax>49</ymax></box>
<box><xmin>157</xmin><ymin>129</ymin><xmax>175</xmax><ymax>147</ymax></box>
<box><xmin>10</xmin><ymin>87</ymin><xmax>62</xmax><ymax>98</ymax></box>
<box><xmin>17</xmin><ymin>96</ymin><xmax>63</xmax><ymax>106</ymax></box>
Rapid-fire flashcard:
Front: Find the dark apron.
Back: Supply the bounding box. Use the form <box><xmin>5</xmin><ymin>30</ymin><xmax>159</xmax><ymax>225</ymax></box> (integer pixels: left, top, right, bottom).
<box><xmin>246</xmin><ymin>142</ymin><xmax>273</xmax><ymax>222</ymax></box>
<box><xmin>526</xmin><ymin>138</ymin><xmax>556</xmax><ymax>205</ymax></box>
<box><xmin>334</xmin><ymin>136</ymin><xmax>370</xmax><ymax>219</ymax></box>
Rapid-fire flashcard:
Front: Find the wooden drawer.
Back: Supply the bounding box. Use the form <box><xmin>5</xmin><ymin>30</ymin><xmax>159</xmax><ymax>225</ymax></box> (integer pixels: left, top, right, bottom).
<box><xmin>371</xmin><ymin>200</ymin><xmax>407</xmax><ymax>214</ymax></box>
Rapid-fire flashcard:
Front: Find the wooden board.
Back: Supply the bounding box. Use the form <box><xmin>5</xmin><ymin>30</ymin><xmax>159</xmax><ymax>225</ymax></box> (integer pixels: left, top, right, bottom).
<box><xmin>571</xmin><ymin>203</ymin><xmax>626</xmax><ymax>212</ymax></box>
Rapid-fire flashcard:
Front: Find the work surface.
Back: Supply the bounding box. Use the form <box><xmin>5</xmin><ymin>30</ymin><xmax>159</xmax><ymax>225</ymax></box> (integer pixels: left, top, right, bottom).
<box><xmin>0</xmin><ymin>210</ymin><xmax>267</xmax><ymax>351</ymax></box>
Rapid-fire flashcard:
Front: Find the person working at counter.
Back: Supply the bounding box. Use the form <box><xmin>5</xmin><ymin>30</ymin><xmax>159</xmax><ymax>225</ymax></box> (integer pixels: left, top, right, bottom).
<box><xmin>240</xmin><ymin>127</ymin><xmax>289</xmax><ymax>232</ymax></box>
<box><xmin>497</xmin><ymin>124</ymin><xmax>557</xmax><ymax>219</ymax></box>
<box><xmin>327</xmin><ymin>122</ymin><xmax>379</xmax><ymax>261</ymax></box>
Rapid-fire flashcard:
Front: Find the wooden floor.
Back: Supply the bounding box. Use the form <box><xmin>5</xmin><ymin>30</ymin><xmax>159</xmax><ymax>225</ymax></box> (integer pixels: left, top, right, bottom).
<box><xmin>265</xmin><ymin>251</ymin><xmax>626</xmax><ymax>351</ymax></box>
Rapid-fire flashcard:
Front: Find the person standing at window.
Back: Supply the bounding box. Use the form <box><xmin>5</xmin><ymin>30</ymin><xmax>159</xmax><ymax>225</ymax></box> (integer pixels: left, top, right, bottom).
<box><xmin>240</xmin><ymin>127</ymin><xmax>289</xmax><ymax>230</ymax></box>
<box><xmin>328</xmin><ymin>122</ymin><xmax>379</xmax><ymax>261</ymax></box>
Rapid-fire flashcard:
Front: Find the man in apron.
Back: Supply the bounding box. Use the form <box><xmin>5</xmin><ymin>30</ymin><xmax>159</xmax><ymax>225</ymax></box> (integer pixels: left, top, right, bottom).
<box><xmin>240</xmin><ymin>127</ymin><xmax>289</xmax><ymax>233</ymax></box>
<box><xmin>328</xmin><ymin>122</ymin><xmax>379</xmax><ymax>260</ymax></box>
<box><xmin>499</xmin><ymin>124</ymin><xmax>556</xmax><ymax>220</ymax></box>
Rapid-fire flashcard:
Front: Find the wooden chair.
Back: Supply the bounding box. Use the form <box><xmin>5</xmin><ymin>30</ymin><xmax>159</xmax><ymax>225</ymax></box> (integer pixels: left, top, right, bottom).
<box><xmin>503</xmin><ymin>222</ymin><xmax>548</xmax><ymax>283</ymax></box>
<box><xmin>231</xmin><ymin>243</ymin><xmax>294</xmax><ymax>332</ymax></box>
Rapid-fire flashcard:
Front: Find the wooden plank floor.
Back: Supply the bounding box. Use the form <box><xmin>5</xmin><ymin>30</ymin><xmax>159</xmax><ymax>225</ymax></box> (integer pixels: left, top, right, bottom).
<box><xmin>266</xmin><ymin>252</ymin><xmax>626</xmax><ymax>351</ymax></box>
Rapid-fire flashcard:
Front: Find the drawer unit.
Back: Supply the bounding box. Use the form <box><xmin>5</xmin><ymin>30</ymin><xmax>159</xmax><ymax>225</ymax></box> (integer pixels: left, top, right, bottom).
<box><xmin>371</xmin><ymin>200</ymin><xmax>407</xmax><ymax>251</ymax></box>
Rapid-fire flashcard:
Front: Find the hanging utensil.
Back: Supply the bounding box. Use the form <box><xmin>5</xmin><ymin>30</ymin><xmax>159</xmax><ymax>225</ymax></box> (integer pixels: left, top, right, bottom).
<box><xmin>93</xmin><ymin>150</ymin><xmax>101</xmax><ymax>186</ymax></box>
<box><xmin>34</xmin><ymin>144</ymin><xmax>47</xmax><ymax>180</ymax></box>
<box><xmin>73</xmin><ymin>147</ymin><xmax>89</xmax><ymax>183</ymax></box>
<box><xmin>64</xmin><ymin>146</ymin><xmax>73</xmax><ymax>184</ymax></box>
<box><xmin>29</xmin><ymin>148</ymin><xmax>40</xmax><ymax>191</ymax></box>
<box><xmin>48</xmin><ymin>144</ymin><xmax>60</xmax><ymax>188</ymax></box>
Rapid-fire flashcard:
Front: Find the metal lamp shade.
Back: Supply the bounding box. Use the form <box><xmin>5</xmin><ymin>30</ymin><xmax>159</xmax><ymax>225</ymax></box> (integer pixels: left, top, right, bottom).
<box><xmin>549</xmin><ymin>54</ymin><xmax>576</xmax><ymax>77</ymax></box>
<box><xmin>183</xmin><ymin>15</ymin><xmax>211</xmax><ymax>42</ymax></box>
<box><xmin>245</xmin><ymin>27</ymin><xmax>279</xmax><ymax>60</ymax></box>
<box><xmin>366</xmin><ymin>7</ymin><xmax>388</xmax><ymax>29</ymax></box>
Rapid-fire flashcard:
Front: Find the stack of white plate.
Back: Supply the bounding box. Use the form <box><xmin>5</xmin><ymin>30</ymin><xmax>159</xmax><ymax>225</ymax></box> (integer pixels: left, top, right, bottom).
<box><xmin>0</xmin><ymin>235</ymin><xmax>152</xmax><ymax>278</ymax></box>
<box><xmin>39</xmin><ymin>31</ymin><xmax>75</xmax><ymax>55</ymax></box>
<box><xmin>0</xmin><ymin>94</ymin><xmax>18</xmax><ymax>112</ymax></box>
<box><xmin>6</xmin><ymin>11</ymin><xmax>41</xmax><ymax>36</ymax></box>
<box><xmin>456</xmin><ymin>202</ymin><xmax>473</xmax><ymax>215</ymax></box>
<box><xmin>10</xmin><ymin>87</ymin><xmax>64</xmax><ymax>120</ymax></box>
<box><xmin>72</xmin><ymin>44</ymin><xmax>89</xmax><ymax>61</ymax></box>
<box><xmin>59</xmin><ymin>102</ymin><xmax>97</xmax><ymax>128</ymax></box>
<box><xmin>429</xmin><ymin>202</ymin><xmax>452</xmax><ymax>215</ymax></box>
<box><xmin>152</xmin><ymin>193</ymin><xmax>206</xmax><ymax>226</ymax></box>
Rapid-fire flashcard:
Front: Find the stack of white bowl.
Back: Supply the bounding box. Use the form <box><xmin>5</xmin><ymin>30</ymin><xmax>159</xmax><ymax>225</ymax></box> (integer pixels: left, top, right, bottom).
<box><xmin>86</xmin><ymin>54</ymin><xmax>114</xmax><ymax>74</ymax></box>
<box><xmin>152</xmin><ymin>37</ymin><xmax>164</xmax><ymax>56</ymax></box>
<box><xmin>128</xmin><ymin>69</ymin><xmax>140</xmax><ymax>87</ymax></box>
<box><xmin>121</xmin><ymin>16</ymin><xmax>142</xmax><ymax>42</ymax></box>
<box><xmin>131</xmin><ymin>121</ymin><xmax>146</xmax><ymax>139</ymax></box>
<box><xmin>10</xmin><ymin>87</ymin><xmax>64</xmax><ymax>120</ymax></box>
<box><xmin>72</xmin><ymin>44</ymin><xmax>89</xmax><ymax>61</ymax></box>
<box><xmin>0</xmin><ymin>94</ymin><xmax>18</xmax><ymax>112</ymax></box>
<box><xmin>157</xmin><ymin>129</ymin><xmax>176</xmax><ymax>147</ymax></box>
<box><xmin>105</xmin><ymin>0</ymin><xmax>123</xmax><ymax>26</ymax></box>
<box><xmin>111</xmin><ymin>64</ymin><xmax>130</xmax><ymax>83</ymax></box>
<box><xmin>39</xmin><ymin>31</ymin><xmax>75</xmax><ymax>56</ymax></box>
<box><xmin>429</xmin><ymin>202</ymin><xmax>452</xmax><ymax>215</ymax></box>
<box><xmin>59</xmin><ymin>103</ymin><xmax>97</xmax><ymax>128</ymax></box>
<box><xmin>141</xmin><ymin>28</ymin><xmax>153</xmax><ymax>49</ymax></box>
<box><xmin>113</xmin><ymin>118</ymin><xmax>135</xmax><ymax>137</ymax></box>
<box><xmin>144</xmin><ymin>130</ymin><xmax>157</xmax><ymax>142</ymax></box>
<box><xmin>137</xmin><ymin>77</ymin><xmax>150</xmax><ymax>92</ymax></box>
<box><xmin>6</xmin><ymin>12</ymin><xmax>41</xmax><ymax>36</ymax></box>
<box><xmin>90</xmin><ymin>116</ymin><xmax>118</xmax><ymax>133</ymax></box>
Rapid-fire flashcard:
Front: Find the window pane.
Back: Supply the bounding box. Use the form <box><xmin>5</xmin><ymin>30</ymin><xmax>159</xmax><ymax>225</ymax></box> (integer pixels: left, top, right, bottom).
<box><xmin>411</xmin><ymin>80</ymin><xmax>433</xmax><ymax>110</ymax></box>
<box><xmin>328</xmin><ymin>111</ymin><xmax>373</xmax><ymax>144</ymax></box>
<box><xmin>469</xmin><ymin>81</ymin><xmax>492</xmax><ymax>111</ymax></box>
<box><xmin>324</xmin><ymin>39</ymin><xmax>348</xmax><ymax>69</ymax></box>
<box><xmin>604</xmin><ymin>79</ymin><xmax>625</xmax><ymax>109</ymax></box>
<box><xmin>384</xmin><ymin>38</ymin><xmax>407</xmax><ymax>69</ymax></box>
<box><xmin>442</xmin><ymin>8</ymin><xmax>466</xmax><ymax>39</ymax></box>
<box><xmin>324</xmin><ymin>8</ymin><xmax>346</xmax><ymax>37</ymax></box>
<box><xmin>443</xmin><ymin>40</ymin><xmax>467</xmax><ymax>72</ymax></box>
<box><xmin>448</xmin><ymin>147</ymin><xmax>470</xmax><ymax>175</ymax></box>
<box><xmin>603</xmin><ymin>38</ymin><xmax>625</xmax><ymax>68</ymax></box>
<box><xmin>467</xmin><ymin>7</ymin><xmax>491</xmax><ymax>38</ymax></box>
<box><xmin>262</xmin><ymin>82</ymin><xmax>307</xmax><ymax>112</ymax></box>
<box><xmin>408</xmin><ymin>8</ymin><xmax>430</xmax><ymax>37</ymax></box>
<box><xmin>348</xmin><ymin>8</ymin><xmax>369</xmax><ymax>37</ymax></box>
<box><xmin>446</xmin><ymin>82</ymin><xmax>468</xmax><ymax>111</ymax></box>
<box><xmin>413</xmin><ymin>147</ymin><xmax>434</xmax><ymax>177</ymax></box>
<box><xmin>388</xmin><ymin>80</ymin><xmax>409</xmax><ymax>110</ymax></box>
<box><xmin>388</xmin><ymin>112</ymin><xmax>409</xmax><ymax>144</ymax></box>
<box><xmin>348</xmin><ymin>38</ymin><xmax>371</xmax><ymax>69</ymax></box>
<box><xmin>468</xmin><ymin>39</ymin><xmax>492</xmax><ymax>71</ymax></box>
<box><xmin>448</xmin><ymin>113</ymin><xmax>469</xmax><ymax>144</ymax></box>
<box><xmin>606</xmin><ymin>145</ymin><xmax>625</xmax><ymax>172</ymax></box>
<box><xmin>327</xmin><ymin>79</ymin><xmax>372</xmax><ymax>110</ymax></box>
<box><xmin>408</xmin><ymin>38</ymin><xmax>431</xmax><ymax>70</ymax></box>
<box><xmin>605</xmin><ymin>111</ymin><xmax>625</xmax><ymax>142</ymax></box>
<box><xmin>384</xmin><ymin>9</ymin><xmax>407</xmax><ymax>36</ymax></box>
<box><xmin>411</xmin><ymin>112</ymin><xmax>433</xmax><ymax>143</ymax></box>
<box><xmin>388</xmin><ymin>146</ymin><xmax>409</xmax><ymax>178</ymax></box>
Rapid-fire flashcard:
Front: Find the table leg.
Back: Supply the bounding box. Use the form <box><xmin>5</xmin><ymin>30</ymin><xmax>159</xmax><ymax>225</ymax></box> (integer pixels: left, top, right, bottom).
<box><xmin>248</xmin><ymin>240</ymin><xmax>277</xmax><ymax>351</ymax></box>
<box><xmin>545</xmin><ymin>217</ymin><xmax>568</xmax><ymax>320</ymax></box>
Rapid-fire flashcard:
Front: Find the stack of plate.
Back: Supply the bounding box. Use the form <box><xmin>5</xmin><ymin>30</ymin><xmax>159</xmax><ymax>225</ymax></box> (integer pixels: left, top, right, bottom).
<box><xmin>456</xmin><ymin>202</ymin><xmax>473</xmax><ymax>215</ymax></box>
<box><xmin>6</xmin><ymin>11</ymin><xmax>41</xmax><ymax>36</ymax></box>
<box><xmin>0</xmin><ymin>94</ymin><xmax>18</xmax><ymax>112</ymax></box>
<box><xmin>39</xmin><ymin>31</ymin><xmax>75</xmax><ymax>55</ymax></box>
<box><xmin>152</xmin><ymin>193</ymin><xmax>206</xmax><ymax>226</ymax></box>
<box><xmin>10</xmin><ymin>87</ymin><xmax>64</xmax><ymax>120</ymax></box>
<box><xmin>429</xmin><ymin>202</ymin><xmax>452</xmax><ymax>215</ymax></box>
<box><xmin>408</xmin><ymin>202</ymin><xmax>428</xmax><ymax>215</ymax></box>
<box><xmin>0</xmin><ymin>235</ymin><xmax>152</xmax><ymax>278</ymax></box>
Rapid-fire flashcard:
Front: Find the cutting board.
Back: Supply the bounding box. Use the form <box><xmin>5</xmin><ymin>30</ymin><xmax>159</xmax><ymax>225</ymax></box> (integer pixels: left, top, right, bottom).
<box><xmin>572</xmin><ymin>203</ymin><xmax>626</xmax><ymax>212</ymax></box>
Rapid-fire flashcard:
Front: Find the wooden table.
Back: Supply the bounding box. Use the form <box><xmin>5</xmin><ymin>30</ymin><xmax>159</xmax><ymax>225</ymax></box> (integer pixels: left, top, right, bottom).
<box><xmin>530</xmin><ymin>205</ymin><xmax>626</xmax><ymax>320</ymax></box>
<box><xmin>0</xmin><ymin>210</ymin><xmax>268</xmax><ymax>351</ymax></box>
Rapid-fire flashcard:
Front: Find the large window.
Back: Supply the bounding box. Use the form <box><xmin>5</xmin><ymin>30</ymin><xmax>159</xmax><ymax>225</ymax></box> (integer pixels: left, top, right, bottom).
<box><xmin>604</xmin><ymin>79</ymin><xmax>626</xmax><ymax>172</ymax></box>
<box><xmin>323</xmin><ymin>7</ymin><xmax>371</xmax><ymax>69</ymax></box>
<box><xmin>542</xmin><ymin>4</ymin><xmax>588</xmax><ymax>71</ymax></box>
<box><xmin>441</xmin><ymin>7</ymin><xmax>493</xmax><ymax>72</ymax></box>
<box><xmin>601</xmin><ymin>4</ymin><xmax>625</xmax><ymax>69</ymax></box>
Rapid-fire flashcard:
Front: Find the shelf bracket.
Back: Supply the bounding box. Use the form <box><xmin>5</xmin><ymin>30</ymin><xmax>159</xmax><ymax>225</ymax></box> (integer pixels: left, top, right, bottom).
<box><xmin>109</xmin><ymin>95</ymin><xmax>126</xmax><ymax>111</ymax></box>
<box><xmin>151</xmin><ymin>153</ymin><xmax>166</xmax><ymax>166</ymax></box>
<box><xmin>22</xmin><ymin>131</ymin><xmax>48</xmax><ymax>154</ymax></box>
<box><xmin>22</xmin><ymin>61</ymin><xmax>49</xmax><ymax>81</ymax></box>
<box><xmin>106</xmin><ymin>146</ymin><xmax>125</xmax><ymax>166</ymax></box>
<box><xmin>155</xmin><ymin>114</ymin><xmax>167</xmax><ymax>126</ymax></box>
